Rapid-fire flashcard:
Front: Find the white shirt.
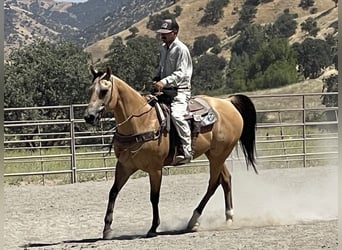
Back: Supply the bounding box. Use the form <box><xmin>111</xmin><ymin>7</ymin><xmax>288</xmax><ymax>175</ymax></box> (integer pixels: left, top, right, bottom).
<box><xmin>155</xmin><ymin>37</ymin><xmax>193</xmax><ymax>90</ymax></box>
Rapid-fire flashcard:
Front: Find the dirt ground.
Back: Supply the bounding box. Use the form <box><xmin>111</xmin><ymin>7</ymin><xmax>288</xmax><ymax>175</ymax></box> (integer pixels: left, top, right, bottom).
<box><xmin>4</xmin><ymin>165</ymin><xmax>338</xmax><ymax>250</ymax></box>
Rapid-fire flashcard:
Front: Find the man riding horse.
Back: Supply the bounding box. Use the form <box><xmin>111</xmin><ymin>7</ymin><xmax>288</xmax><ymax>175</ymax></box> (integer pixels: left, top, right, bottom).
<box><xmin>152</xmin><ymin>18</ymin><xmax>193</xmax><ymax>165</ymax></box>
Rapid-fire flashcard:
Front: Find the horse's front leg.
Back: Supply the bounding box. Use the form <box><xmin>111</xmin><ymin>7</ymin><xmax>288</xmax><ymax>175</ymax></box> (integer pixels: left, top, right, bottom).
<box><xmin>147</xmin><ymin>170</ymin><xmax>162</xmax><ymax>237</ymax></box>
<box><xmin>103</xmin><ymin>162</ymin><xmax>136</xmax><ymax>240</ymax></box>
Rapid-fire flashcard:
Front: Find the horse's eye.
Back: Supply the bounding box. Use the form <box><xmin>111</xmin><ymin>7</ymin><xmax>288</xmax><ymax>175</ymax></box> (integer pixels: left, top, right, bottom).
<box><xmin>99</xmin><ymin>89</ymin><xmax>108</xmax><ymax>99</ymax></box>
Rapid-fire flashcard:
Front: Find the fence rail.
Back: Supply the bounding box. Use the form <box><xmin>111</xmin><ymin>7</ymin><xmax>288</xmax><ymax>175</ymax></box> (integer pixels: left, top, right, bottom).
<box><xmin>4</xmin><ymin>93</ymin><xmax>338</xmax><ymax>184</ymax></box>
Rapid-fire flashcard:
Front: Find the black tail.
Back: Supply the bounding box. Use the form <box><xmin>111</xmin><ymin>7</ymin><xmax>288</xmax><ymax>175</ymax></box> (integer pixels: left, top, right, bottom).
<box><xmin>230</xmin><ymin>94</ymin><xmax>258</xmax><ymax>174</ymax></box>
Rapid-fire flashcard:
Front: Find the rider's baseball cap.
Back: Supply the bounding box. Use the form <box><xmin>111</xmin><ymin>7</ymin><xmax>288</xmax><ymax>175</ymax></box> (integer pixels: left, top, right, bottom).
<box><xmin>156</xmin><ymin>19</ymin><xmax>179</xmax><ymax>33</ymax></box>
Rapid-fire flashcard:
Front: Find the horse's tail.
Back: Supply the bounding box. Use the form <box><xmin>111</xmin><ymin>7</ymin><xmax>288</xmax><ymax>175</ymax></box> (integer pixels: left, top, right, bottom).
<box><xmin>230</xmin><ymin>94</ymin><xmax>258</xmax><ymax>174</ymax></box>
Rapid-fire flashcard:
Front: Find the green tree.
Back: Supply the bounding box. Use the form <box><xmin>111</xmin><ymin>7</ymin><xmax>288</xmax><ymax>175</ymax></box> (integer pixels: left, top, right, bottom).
<box><xmin>192</xmin><ymin>54</ymin><xmax>226</xmax><ymax>94</ymax></box>
<box><xmin>127</xmin><ymin>26</ymin><xmax>139</xmax><ymax>39</ymax></box>
<box><xmin>253</xmin><ymin>60</ymin><xmax>298</xmax><ymax>89</ymax></box>
<box><xmin>174</xmin><ymin>5</ymin><xmax>183</xmax><ymax>16</ymax></box>
<box><xmin>332</xmin><ymin>53</ymin><xmax>338</xmax><ymax>69</ymax></box>
<box><xmin>321</xmin><ymin>74</ymin><xmax>338</xmax><ymax>107</ymax></box>
<box><xmin>226</xmin><ymin>52</ymin><xmax>251</xmax><ymax>92</ymax></box>
<box><xmin>273</xmin><ymin>9</ymin><xmax>298</xmax><ymax>38</ymax></box>
<box><xmin>325</xmin><ymin>34</ymin><xmax>338</xmax><ymax>71</ymax></box>
<box><xmin>232</xmin><ymin>4</ymin><xmax>257</xmax><ymax>33</ymax></box>
<box><xmin>245</xmin><ymin>0</ymin><xmax>261</xmax><ymax>5</ymax></box>
<box><xmin>231</xmin><ymin>24</ymin><xmax>267</xmax><ymax>56</ymax></box>
<box><xmin>325</xmin><ymin>33</ymin><xmax>337</xmax><ymax>48</ymax></box>
<box><xmin>199</xmin><ymin>0</ymin><xmax>230</xmax><ymax>26</ymax></box>
<box><xmin>299</xmin><ymin>0</ymin><xmax>315</xmax><ymax>9</ymax></box>
<box><xmin>5</xmin><ymin>39</ymin><xmax>90</xmax><ymax>110</ymax></box>
<box><xmin>4</xmin><ymin>39</ymin><xmax>91</xmax><ymax>141</ymax></box>
<box><xmin>228</xmin><ymin>38</ymin><xmax>298</xmax><ymax>91</ymax></box>
<box><xmin>321</xmin><ymin>73</ymin><xmax>338</xmax><ymax>127</ymax></box>
<box><xmin>248</xmin><ymin>38</ymin><xmax>297</xmax><ymax>78</ymax></box>
<box><xmin>192</xmin><ymin>34</ymin><xmax>220</xmax><ymax>56</ymax></box>
<box><xmin>103</xmin><ymin>36</ymin><xmax>160</xmax><ymax>90</ymax></box>
<box><xmin>292</xmin><ymin>38</ymin><xmax>332</xmax><ymax>78</ymax></box>
<box><xmin>301</xmin><ymin>17</ymin><xmax>319</xmax><ymax>37</ymax></box>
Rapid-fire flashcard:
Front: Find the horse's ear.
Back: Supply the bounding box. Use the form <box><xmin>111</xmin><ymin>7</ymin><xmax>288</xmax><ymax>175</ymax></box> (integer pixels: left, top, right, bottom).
<box><xmin>106</xmin><ymin>66</ymin><xmax>112</xmax><ymax>76</ymax></box>
<box><xmin>90</xmin><ymin>65</ymin><xmax>97</xmax><ymax>76</ymax></box>
<box><xmin>103</xmin><ymin>66</ymin><xmax>112</xmax><ymax>80</ymax></box>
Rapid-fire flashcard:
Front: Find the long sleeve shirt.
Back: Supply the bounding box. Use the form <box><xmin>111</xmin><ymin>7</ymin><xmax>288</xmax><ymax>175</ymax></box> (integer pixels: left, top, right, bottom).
<box><xmin>155</xmin><ymin>37</ymin><xmax>193</xmax><ymax>91</ymax></box>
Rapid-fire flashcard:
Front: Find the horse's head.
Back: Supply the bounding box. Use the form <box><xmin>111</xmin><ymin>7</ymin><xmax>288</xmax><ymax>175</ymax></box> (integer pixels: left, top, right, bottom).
<box><xmin>84</xmin><ymin>66</ymin><xmax>117</xmax><ymax>125</ymax></box>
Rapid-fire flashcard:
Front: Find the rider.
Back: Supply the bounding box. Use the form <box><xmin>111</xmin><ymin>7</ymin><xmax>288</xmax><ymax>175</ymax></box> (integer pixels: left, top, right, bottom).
<box><xmin>152</xmin><ymin>18</ymin><xmax>193</xmax><ymax>164</ymax></box>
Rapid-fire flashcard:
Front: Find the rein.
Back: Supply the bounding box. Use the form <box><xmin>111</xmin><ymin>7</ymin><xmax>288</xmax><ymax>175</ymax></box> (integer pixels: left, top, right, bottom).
<box><xmin>115</xmin><ymin>103</ymin><xmax>153</xmax><ymax>130</ymax></box>
<box><xmin>106</xmin><ymin>95</ymin><xmax>160</xmax><ymax>155</ymax></box>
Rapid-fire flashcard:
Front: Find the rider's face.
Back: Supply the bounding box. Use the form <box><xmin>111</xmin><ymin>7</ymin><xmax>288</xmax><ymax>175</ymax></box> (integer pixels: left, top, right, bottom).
<box><xmin>160</xmin><ymin>31</ymin><xmax>177</xmax><ymax>46</ymax></box>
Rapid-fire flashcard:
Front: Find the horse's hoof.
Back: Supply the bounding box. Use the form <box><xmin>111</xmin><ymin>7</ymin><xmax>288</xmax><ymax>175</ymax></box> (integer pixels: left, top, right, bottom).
<box><xmin>146</xmin><ymin>230</ymin><xmax>158</xmax><ymax>238</ymax></box>
<box><xmin>226</xmin><ymin>219</ymin><xmax>233</xmax><ymax>227</ymax></box>
<box><xmin>187</xmin><ymin>210</ymin><xmax>201</xmax><ymax>231</ymax></box>
<box><xmin>103</xmin><ymin>229</ymin><xmax>115</xmax><ymax>240</ymax></box>
<box><xmin>188</xmin><ymin>222</ymin><xmax>200</xmax><ymax>232</ymax></box>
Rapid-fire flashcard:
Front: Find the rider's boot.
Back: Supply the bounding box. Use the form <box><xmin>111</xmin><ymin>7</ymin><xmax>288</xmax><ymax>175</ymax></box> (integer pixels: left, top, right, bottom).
<box><xmin>175</xmin><ymin>145</ymin><xmax>193</xmax><ymax>165</ymax></box>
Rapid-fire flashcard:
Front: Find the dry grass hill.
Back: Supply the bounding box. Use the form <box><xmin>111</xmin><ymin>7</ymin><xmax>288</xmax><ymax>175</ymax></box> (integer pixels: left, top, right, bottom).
<box><xmin>5</xmin><ymin>0</ymin><xmax>173</xmax><ymax>59</ymax></box>
<box><xmin>85</xmin><ymin>0</ymin><xmax>337</xmax><ymax>63</ymax></box>
<box><xmin>5</xmin><ymin>0</ymin><xmax>75</xmax><ymax>59</ymax></box>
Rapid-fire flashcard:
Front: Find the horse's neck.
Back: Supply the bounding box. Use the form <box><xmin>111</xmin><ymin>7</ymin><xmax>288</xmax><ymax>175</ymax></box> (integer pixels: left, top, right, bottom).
<box><xmin>112</xmin><ymin>76</ymin><xmax>152</xmax><ymax>134</ymax></box>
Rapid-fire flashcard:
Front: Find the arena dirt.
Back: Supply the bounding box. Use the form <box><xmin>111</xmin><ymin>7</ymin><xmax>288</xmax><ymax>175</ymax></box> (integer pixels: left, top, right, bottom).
<box><xmin>5</xmin><ymin>166</ymin><xmax>338</xmax><ymax>249</ymax></box>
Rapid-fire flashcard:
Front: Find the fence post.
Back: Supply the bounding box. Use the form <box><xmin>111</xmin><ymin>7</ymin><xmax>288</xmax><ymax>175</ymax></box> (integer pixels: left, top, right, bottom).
<box><xmin>37</xmin><ymin>124</ymin><xmax>45</xmax><ymax>185</ymax></box>
<box><xmin>278</xmin><ymin>111</ymin><xmax>289</xmax><ymax>168</ymax></box>
<box><xmin>69</xmin><ymin>105</ymin><xmax>77</xmax><ymax>183</ymax></box>
<box><xmin>302</xmin><ymin>95</ymin><xmax>307</xmax><ymax>167</ymax></box>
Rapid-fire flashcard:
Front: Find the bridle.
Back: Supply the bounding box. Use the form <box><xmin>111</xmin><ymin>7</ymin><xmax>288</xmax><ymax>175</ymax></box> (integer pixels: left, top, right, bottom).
<box><xmin>92</xmin><ymin>75</ymin><xmax>159</xmax><ymax>151</ymax></box>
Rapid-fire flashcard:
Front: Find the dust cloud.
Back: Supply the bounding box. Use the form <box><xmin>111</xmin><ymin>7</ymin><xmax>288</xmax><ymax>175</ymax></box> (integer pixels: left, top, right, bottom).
<box><xmin>122</xmin><ymin>164</ymin><xmax>338</xmax><ymax>234</ymax></box>
<box><xmin>200</xmin><ymin>165</ymin><xmax>338</xmax><ymax>230</ymax></box>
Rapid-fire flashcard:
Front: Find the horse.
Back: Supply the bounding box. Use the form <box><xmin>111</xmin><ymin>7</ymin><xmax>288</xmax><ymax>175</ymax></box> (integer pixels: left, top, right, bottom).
<box><xmin>84</xmin><ymin>66</ymin><xmax>258</xmax><ymax>239</ymax></box>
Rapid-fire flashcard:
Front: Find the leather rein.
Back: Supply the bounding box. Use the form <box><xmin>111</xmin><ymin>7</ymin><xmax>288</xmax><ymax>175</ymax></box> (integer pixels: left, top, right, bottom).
<box><xmin>107</xmin><ymin>95</ymin><xmax>162</xmax><ymax>155</ymax></box>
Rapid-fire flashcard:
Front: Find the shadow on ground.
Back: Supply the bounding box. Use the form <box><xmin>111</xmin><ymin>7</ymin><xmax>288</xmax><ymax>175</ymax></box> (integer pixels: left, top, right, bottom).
<box><xmin>21</xmin><ymin>229</ymin><xmax>195</xmax><ymax>248</ymax></box>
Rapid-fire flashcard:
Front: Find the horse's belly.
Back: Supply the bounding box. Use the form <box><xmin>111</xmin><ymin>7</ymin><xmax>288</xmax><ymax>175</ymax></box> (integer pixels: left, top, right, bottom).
<box><xmin>115</xmin><ymin>140</ymin><xmax>168</xmax><ymax>171</ymax></box>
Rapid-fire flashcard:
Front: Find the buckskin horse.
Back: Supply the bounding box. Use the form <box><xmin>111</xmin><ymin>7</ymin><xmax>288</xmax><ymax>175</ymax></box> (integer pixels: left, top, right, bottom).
<box><xmin>84</xmin><ymin>66</ymin><xmax>258</xmax><ymax>239</ymax></box>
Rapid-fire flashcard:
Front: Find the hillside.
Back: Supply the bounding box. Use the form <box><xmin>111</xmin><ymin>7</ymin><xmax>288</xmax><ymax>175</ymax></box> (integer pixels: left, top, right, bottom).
<box><xmin>5</xmin><ymin>0</ymin><xmax>76</xmax><ymax>56</ymax></box>
<box><xmin>4</xmin><ymin>0</ymin><xmax>174</xmax><ymax>59</ymax></box>
<box><xmin>5</xmin><ymin>0</ymin><xmax>338</xmax><ymax>64</ymax></box>
<box><xmin>85</xmin><ymin>0</ymin><xmax>337</xmax><ymax>62</ymax></box>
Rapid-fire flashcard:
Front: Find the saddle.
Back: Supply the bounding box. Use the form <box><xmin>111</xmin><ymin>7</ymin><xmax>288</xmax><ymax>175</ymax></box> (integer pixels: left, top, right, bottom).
<box><xmin>186</xmin><ymin>97</ymin><xmax>217</xmax><ymax>126</ymax></box>
<box><xmin>110</xmin><ymin>94</ymin><xmax>217</xmax><ymax>165</ymax></box>
<box><xmin>153</xmin><ymin>95</ymin><xmax>217</xmax><ymax>135</ymax></box>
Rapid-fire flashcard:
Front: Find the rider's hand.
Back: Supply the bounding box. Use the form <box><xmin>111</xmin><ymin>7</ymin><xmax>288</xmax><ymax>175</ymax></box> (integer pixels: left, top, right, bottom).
<box><xmin>152</xmin><ymin>81</ymin><xmax>164</xmax><ymax>92</ymax></box>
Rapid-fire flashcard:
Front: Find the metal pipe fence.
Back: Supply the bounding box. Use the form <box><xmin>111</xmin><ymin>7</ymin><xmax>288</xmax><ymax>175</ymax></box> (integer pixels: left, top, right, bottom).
<box><xmin>4</xmin><ymin>93</ymin><xmax>338</xmax><ymax>184</ymax></box>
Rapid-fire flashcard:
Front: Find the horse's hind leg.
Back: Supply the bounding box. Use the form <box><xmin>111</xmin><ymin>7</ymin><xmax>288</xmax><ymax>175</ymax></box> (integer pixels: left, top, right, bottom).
<box><xmin>220</xmin><ymin>164</ymin><xmax>234</xmax><ymax>224</ymax></box>
<box><xmin>103</xmin><ymin>162</ymin><xmax>136</xmax><ymax>240</ymax></box>
<box><xmin>187</xmin><ymin>163</ymin><xmax>222</xmax><ymax>231</ymax></box>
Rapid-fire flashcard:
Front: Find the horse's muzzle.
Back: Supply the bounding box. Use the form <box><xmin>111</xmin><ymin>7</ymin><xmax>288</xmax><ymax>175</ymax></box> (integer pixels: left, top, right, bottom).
<box><xmin>84</xmin><ymin>105</ymin><xmax>104</xmax><ymax>125</ymax></box>
<box><xmin>84</xmin><ymin>112</ymin><xmax>97</xmax><ymax>125</ymax></box>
